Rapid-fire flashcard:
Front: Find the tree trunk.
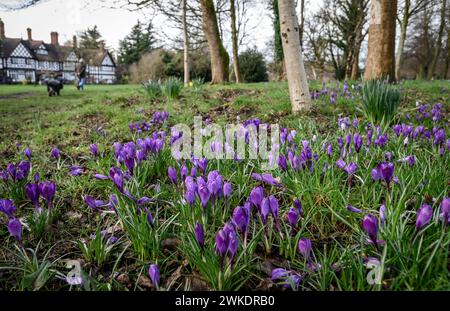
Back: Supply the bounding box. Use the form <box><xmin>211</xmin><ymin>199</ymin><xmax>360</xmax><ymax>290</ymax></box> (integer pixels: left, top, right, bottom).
<box><xmin>182</xmin><ymin>0</ymin><xmax>190</xmax><ymax>85</ymax></box>
<box><xmin>351</xmin><ymin>47</ymin><xmax>360</xmax><ymax>80</ymax></box>
<box><xmin>199</xmin><ymin>0</ymin><xmax>230</xmax><ymax>84</ymax></box>
<box><xmin>395</xmin><ymin>0</ymin><xmax>410</xmax><ymax>81</ymax></box>
<box><xmin>444</xmin><ymin>27</ymin><xmax>450</xmax><ymax>78</ymax></box>
<box><xmin>278</xmin><ymin>0</ymin><xmax>311</xmax><ymax>113</ymax></box>
<box><xmin>298</xmin><ymin>0</ymin><xmax>305</xmax><ymax>46</ymax></box>
<box><xmin>230</xmin><ymin>0</ymin><xmax>242</xmax><ymax>83</ymax></box>
<box><xmin>364</xmin><ymin>0</ymin><xmax>397</xmax><ymax>82</ymax></box>
<box><xmin>427</xmin><ymin>0</ymin><xmax>447</xmax><ymax>80</ymax></box>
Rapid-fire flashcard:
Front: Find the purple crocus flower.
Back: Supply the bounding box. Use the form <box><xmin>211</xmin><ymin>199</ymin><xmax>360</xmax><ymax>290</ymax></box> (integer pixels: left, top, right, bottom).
<box><xmin>167</xmin><ymin>167</ymin><xmax>178</xmax><ymax>185</ymax></box>
<box><xmin>195</xmin><ymin>222</ymin><xmax>205</xmax><ymax>248</ymax></box>
<box><xmin>84</xmin><ymin>195</ymin><xmax>107</xmax><ymax>211</ymax></box>
<box><xmin>25</xmin><ymin>148</ymin><xmax>32</xmax><ymax>160</ymax></box>
<box><xmin>298</xmin><ymin>238</ymin><xmax>312</xmax><ymax>261</ymax></box>
<box><xmin>268</xmin><ymin>195</ymin><xmax>279</xmax><ymax>222</ymax></box>
<box><xmin>196</xmin><ymin>177</ymin><xmax>210</xmax><ymax>208</ymax></box>
<box><xmin>90</xmin><ymin>144</ymin><xmax>99</xmax><ymax>157</ymax></box>
<box><xmin>344</xmin><ymin>162</ymin><xmax>357</xmax><ymax>176</ymax></box>
<box><xmin>287</xmin><ymin>208</ymin><xmax>299</xmax><ymax>227</ymax></box>
<box><xmin>7</xmin><ymin>163</ymin><xmax>16</xmax><ymax>181</ymax></box>
<box><xmin>69</xmin><ymin>166</ymin><xmax>84</xmax><ymax>176</ymax></box>
<box><xmin>39</xmin><ymin>181</ymin><xmax>56</xmax><ymax>208</ymax></box>
<box><xmin>110</xmin><ymin>167</ymin><xmax>124</xmax><ymax>193</ymax></box>
<box><xmin>25</xmin><ymin>183</ymin><xmax>40</xmax><ymax>210</ymax></box>
<box><xmin>51</xmin><ymin>147</ymin><xmax>61</xmax><ymax>159</ymax></box>
<box><xmin>148</xmin><ymin>264</ymin><xmax>160</xmax><ymax>287</ymax></box>
<box><xmin>294</xmin><ymin>198</ymin><xmax>304</xmax><ymax>217</ymax></box>
<box><xmin>278</xmin><ymin>155</ymin><xmax>288</xmax><ymax>171</ymax></box>
<box><xmin>347</xmin><ymin>204</ymin><xmax>362</xmax><ymax>213</ymax></box>
<box><xmin>94</xmin><ymin>173</ymin><xmax>109</xmax><ymax>180</ymax></box>
<box><xmin>180</xmin><ymin>165</ymin><xmax>188</xmax><ymax>181</ymax></box>
<box><xmin>336</xmin><ymin>159</ymin><xmax>346</xmax><ymax>170</ymax></box>
<box><xmin>250</xmin><ymin>186</ymin><xmax>264</xmax><ymax>209</ymax></box>
<box><xmin>0</xmin><ymin>199</ymin><xmax>17</xmax><ymax>218</ymax></box>
<box><xmin>232</xmin><ymin>206</ymin><xmax>249</xmax><ymax>234</ymax></box>
<box><xmin>227</xmin><ymin>229</ymin><xmax>239</xmax><ymax>259</ymax></box>
<box><xmin>215</xmin><ymin>229</ymin><xmax>229</xmax><ymax>257</ymax></box>
<box><xmin>260</xmin><ymin>197</ymin><xmax>270</xmax><ymax>224</ymax></box>
<box><xmin>327</xmin><ymin>144</ymin><xmax>333</xmax><ymax>158</ymax></box>
<box><xmin>1</xmin><ymin>170</ymin><xmax>8</xmax><ymax>182</ymax></box>
<box><xmin>271</xmin><ymin>268</ymin><xmax>301</xmax><ymax>291</ymax></box>
<box><xmin>362</xmin><ymin>214</ymin><xmax>383</xmax><ymax>246</ymax></box>
<box><xmin>185</xmin><ymin>190</ymin><xmax>196</xmax><ymax>206</ymax></box>
<box><xmin>34</xmin><ymin>172</ymin><xmax>40</xmax><ymax>183</ymax></box>
<box><xmin>223</xmin><ymin>182</ymin><xmax>232</xmax><ymax>198</ymax></box>
<box><xmin>8</xmin><ymin>218</ymin><xmax>22</xmax><ymax>242</ymax></box>
<box><xmin>416</xmin><ymin>204</ymin><xmax>433</xmax><ymax>231</ymax></box>
<box><xmin>439</xmin><ymin>198</ymin><xmax>450</xmax><ymax>226</ymax></box>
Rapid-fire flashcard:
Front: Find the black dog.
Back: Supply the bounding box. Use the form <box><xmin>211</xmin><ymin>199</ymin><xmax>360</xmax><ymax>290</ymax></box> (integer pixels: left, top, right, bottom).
<box><xmin>47</xmin><ymin>79</ymin><xmax>64</xmax><ymax>96</ymax></box>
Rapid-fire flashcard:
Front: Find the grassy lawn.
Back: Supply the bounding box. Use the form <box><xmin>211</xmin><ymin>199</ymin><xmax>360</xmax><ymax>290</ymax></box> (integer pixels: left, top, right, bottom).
<box><xmin>0</xmin><ymin>80</ymin><xmax>449</xmax><ymax>291</ymax></box>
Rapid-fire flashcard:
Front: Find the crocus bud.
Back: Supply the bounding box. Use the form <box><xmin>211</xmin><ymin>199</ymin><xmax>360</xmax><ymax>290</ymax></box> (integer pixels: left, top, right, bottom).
<box><xmin>223</xmin><ymin>182</ymin><xmax>232</xmax><ymax>198</ymax></box>
<box><xmin>25</xmin><ymin>148</ymin><xmax>32</xmax><ymax>160</ymax></box>
<box><xmin>362</xmin><ymin>214</ymin><xmax>380</xmax><ymax>245</ymax></box>
<box><xmin>148</xmin><ymin>264</ymin><xmax>160</xmax><ymax>287</ymax></box>
<box><xmin>8</xmin><ymin>218</ymin><xmax>22</xmax><ymax>242</ymax></box>
<box><xmin>167</xmin><ymin>167</ymin><xmax>178</xmax><ymax>185</ymax></box>
<box><xmin>416</xmin><ymin>203</ymin><xmax>433</xmax><ymax>230</ymax></box>
<box><xmin>90</xmin><ymin>144</ymin><xmax>99</xmax><ymax>157</ymax></box>
<box><xmin>39</xmin><ymin>181</ymin><xmax>56</xmax><ymax>208</ymax></box>
<box><xmin>232</xmin><ymin>206</ymin><xmax>249</xmax><ymax>234</ymax></box>
<box><xmin>287</xmin><ymin>208</ymin><xmax>299</xmax><ymax>226</ymax></box>
<box><xmin>298</xmin><ymin>238</ymin><xmax>312</xmax><ymax>260</ymax></box>
<box><xmin>439</xmin><ymin>198</ymin><xmax>450</xmax><ymax>226</ymax></box>
<box><xmin>195</xmin><ymin>222</ymin><xmax>205</xmax><ymax>248</ymax></box>
<box><xmin>250</xmin><ymin>186</ymin><xmax>264</xmax><ymax>209</ymax></box>
<box><xmin>51</xmin><ymin>147</ymin><xmax>61</xmax><ymax>159</ymax></box>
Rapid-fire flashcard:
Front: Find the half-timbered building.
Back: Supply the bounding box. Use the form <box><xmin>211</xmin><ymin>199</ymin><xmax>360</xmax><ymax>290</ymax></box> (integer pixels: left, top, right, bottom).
<box><xmin>0</xmin><ymin>19</ymin><xmax>116</xmax><ymax>84</ymax></box>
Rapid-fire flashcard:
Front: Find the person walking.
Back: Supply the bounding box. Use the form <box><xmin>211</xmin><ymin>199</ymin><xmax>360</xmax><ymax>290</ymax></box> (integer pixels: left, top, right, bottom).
<box><xmin>76</xmin><ymin>58</ymin><xmax>87</xmax><ymax>91</ymax></box>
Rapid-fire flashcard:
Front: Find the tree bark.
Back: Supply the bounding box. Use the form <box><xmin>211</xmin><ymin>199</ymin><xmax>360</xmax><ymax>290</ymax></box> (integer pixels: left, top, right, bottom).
<box><xmin>199</xmin><ymin>0</ymin><xmax>230</xmax><ymax>84</ymax></box>
<box><xmin>298</xmin><ymin>0</ymin><xmax>305</xmax><ymax>46</ymax></box>
<box><xmin>230</xmin><ymin>0</ymin><xmax>242</xmax><ymax>83</ymax></box>
<box><xmin>444</xmin><ymin>27</ymin><xmax>450</xmax><ymax>78</ymax></box>
<box><xmin>427</xmin><ymin>0</ymin><xmax>447</xmax><ymax>80</ymax></box>
<box><xmin>351</xmin><ymin>47</ymin><xmax>360</xmax><ymax>80</ymax></box>
<box><xmin>182</xmin><ymin>0</ymin><xmax>190</xmax><ymax>85</ymax></box>
<box><xmin>395</xmin><ymin>0</ymin><xmax>410</xmax><ymax>81</ymax></box>
<box><xmin>278</xmin><ymin>0</ymin><xmax>311</xmax><ymax>113</ymax></box>
<box><xmin>364</xmin><ymin>0</ymin><xmax>397</xmax><ymax>82</ymax></box>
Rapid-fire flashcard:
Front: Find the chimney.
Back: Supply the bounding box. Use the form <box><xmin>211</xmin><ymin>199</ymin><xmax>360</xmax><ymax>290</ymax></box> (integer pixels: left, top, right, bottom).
<box><xmin>50</xmin><ymin>31</ymin><xmax>59</xmax><ymax>45</ymax></box>
<box><xmin>0</xmin><ymin>19</ymin><xmax>5</xmax><ymax>39</ymax></box>
<box><xmin>72</xmin><ymin>35</ymin><xmax>77</xmax><ymax>49</ymax></box>
<box><xmin>27</xmin><ymin>28</ymin><xmax>32</xmax><ymax>41</ymax></box>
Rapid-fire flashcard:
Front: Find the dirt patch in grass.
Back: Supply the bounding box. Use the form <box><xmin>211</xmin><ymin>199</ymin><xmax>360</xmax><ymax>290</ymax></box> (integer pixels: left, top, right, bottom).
<box><xmin>0</xmin><ymin>92</ymin><xmax>38</xmax><ymax>100</ymax></box>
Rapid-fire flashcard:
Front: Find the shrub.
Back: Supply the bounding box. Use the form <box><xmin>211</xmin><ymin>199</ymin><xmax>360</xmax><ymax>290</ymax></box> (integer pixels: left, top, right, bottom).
<box><xmin>238</xmin><ymin>48</ymin><xmax>269</xmax><ymax>83</ymax></box>
<box><xmin>161</xmin><ymin>77</ymin><xmax>183</xmax><ymax>100</ymax></box>
<box><xmin>360</xmin><ymin>80</ymin><xmax>402</xmax><ymax>126</ymax></box>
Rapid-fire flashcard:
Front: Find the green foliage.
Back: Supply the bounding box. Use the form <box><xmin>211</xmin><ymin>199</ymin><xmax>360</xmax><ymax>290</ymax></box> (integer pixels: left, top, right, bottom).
<box><xmin>238</xmin><ymin>48</ymin><xmax>269</xmax><ymax>83</ymax></box>
<box><xmin>142</xmin><ymin>79</ymin><xmax>162</xmax><ymax>99</ymax></box>
<box><xmin>360</xmin><ymin>80</ymin><xmax>402</xmax><ymax>126</ymax></box>
<box><xmin>118</xmin><ymin>21</ymin><xmax>157</xmax><ymax>66</ymax></box>
<box><xmin>78</xmin><ymin>25</ymin><xmax>105</xmax><ymax>50</ymax></box>
<box><xmin>161</xmin><ymin>77</ymin><xmax>183</xmax><ymax>100</ymax></box>
<box><xmin>78</xmin><ymin>226</ymin><xmax>119</xmax><ymax>267</ymax></box>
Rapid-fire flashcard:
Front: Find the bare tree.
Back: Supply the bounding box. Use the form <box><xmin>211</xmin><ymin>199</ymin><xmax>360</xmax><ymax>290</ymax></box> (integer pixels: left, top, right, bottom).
<box><xmin>182</xmin><ymin>0</ymin><xmax>190</xmax><ymax>85</ymax></box>
<box><xmin>278</xmin><ymin>0</ymin><xmax>311</xmax><ymax>113</ymax></box>
<box><xmin>230</xmin><ymin>0</ymin><xmax>242</xmax><ymax>82</ymax></box>
<box><xmin>395</xmin><ymin>0</ymin><xmax>435</xmax><ymax>80</ymax></box>
<box><xmin>427</xmin><ymin>0</ymin><xmax>447</xmax><ymax>79</ymax></box>
<box><xmin>364</xmin><ymin>0</ymin><xmax>397</xmax><ymax>81</ymax></box>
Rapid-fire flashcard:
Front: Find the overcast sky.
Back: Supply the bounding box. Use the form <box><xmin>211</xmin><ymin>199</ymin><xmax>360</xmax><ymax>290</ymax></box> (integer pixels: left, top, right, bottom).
<box><xmin>0</xmin><ymin>0</ymin><xmax>321</xmax><ymax>57</ymax></box>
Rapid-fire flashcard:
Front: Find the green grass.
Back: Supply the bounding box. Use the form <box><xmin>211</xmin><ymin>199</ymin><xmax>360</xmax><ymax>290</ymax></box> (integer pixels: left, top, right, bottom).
<box><xmin>0</xmin><ymin>80</ymin><xmax>449</xmax><ymax>291</ymax></box>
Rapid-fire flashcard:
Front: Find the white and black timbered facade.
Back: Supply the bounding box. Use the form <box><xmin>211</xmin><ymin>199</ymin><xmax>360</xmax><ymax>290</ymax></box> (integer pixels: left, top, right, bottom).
<box><xmin>0</xmin><ymin>20</ymin><xmax>116</xmax><ymax>84</ymax></box>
